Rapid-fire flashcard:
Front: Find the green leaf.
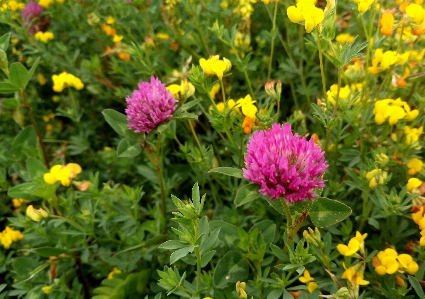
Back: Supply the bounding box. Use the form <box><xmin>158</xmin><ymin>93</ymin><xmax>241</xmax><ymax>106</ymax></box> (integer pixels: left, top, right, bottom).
<box><xmin>213</xmin><ymin>250</ymin><xmax>249</xmax><ymax>288</ymax></box>
<box><xmin>34</xmin><ymin>247</ymin><xmax>67</xmax><ymax>257</ymax></box>
<box><xmin>173</xmin><ymin>112</ymin><xmax>198</xmax><ymax>120</ymax></box>
<box><xmin>208</xmin><ymin>167</ymin><xmax>243</xmax><ymax>178</ymax></box>
<box><xmin>250</xmin><ymin>220</ymin><xmax>276</xmax><ymax>244</ymax></box>
<box><xmin>0</xmin><ymin>50</ymin><xmax>7</xmax><ymax>76</ymax></box>
<box><xmin>102</xmin><ymin>109</ymin><xmax>139</xmax><ymax>139</ymax></box>
<box><xmin>26</xmin><ymin>157</ymin><xmax>48</xmax><ymax>181</ymax></box>
<box><xmin>170</xmin><ymin>246</ymin><xmax>196</xmax><ymax>264</ymax></box>
<box><xmin>158</xmin><ymin>240</ymin><xmax>187</xmax><ymax>250</ymax></box>
<box><xmin>8</xmin><ymin>182</ymin><xmax>43</xmax><ymax>201</ymax></box>
<box><xmin>267</xmin><ymin>289</ymin><xmax>283</xmax><ymax>299</ymax></box>
<box><xmin>1</xmin><ymin>98</ymin><xmax>18</xmax><ymax>109</ymax></box>
<box><xmin>234</xmin><ymin>183</ymin><xmax>259</xmax><ymax>207</ymax></box>
<box><xmin>0</xmin><ymin>82</ymin><xmax>19</xmax><ymax>94</ymax></box>
<box><xmin>27</xmin><ymin>57</ymin><xmax>40</xmax><ymax>82</ymax></box>
<box><xmin>201</xmin><ymin>227</ymin><xmax>220</xmax><ymax>253</ymax></box>
<box><xmin>201</xmin><ymin>250</ymin><xmax>216</xmax><ymax>267</ymax></box>
<box><xmin>9</xmin><ymin>62</ymin><xmax>29</xmax><ymax>89</ymax></box>
<box><xmin>117</xmin><ymin>137</ymin><xmax>141</xmax><ymax>158</ymax></box>
<box><xmin>12</xmin><ymin>126</ymin><xmax>37</xmax><ymax>156</ymax></box>
<box><xmin>175</xmin><ymin>98</ymin><xmax>202</xmax><ymax>115</ymax></box>
<box><xmin>408</xmin><ymin>275</ymin><xmax>425</xmax><ymax>298</ymax></box>
<box><xmin>309</xmin><ymin>198</ymin><xmax>352</xmax><ymax>227</ymax></box>
<box><xmin>265</xmin><ymin>198</ymin><xmax>286</xmax><ymax>215</ymax></box>
<box><xmin>0</xmin><ymin>33</ymin><xmax>10</xmax><ymax>51</ymax></box>
<box><xmin>209</xmin><ymin>220</ymin><xmax>239</xmax><ymax>248</ymax></box>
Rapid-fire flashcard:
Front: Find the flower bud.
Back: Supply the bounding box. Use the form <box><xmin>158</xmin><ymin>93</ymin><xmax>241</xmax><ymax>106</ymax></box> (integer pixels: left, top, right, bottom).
<box><xmin>236</xmin><ymin>281</ymin><xmax>247</xmax><ymax>299</ymax></box>
<box><xmin>26</xmin><ymin>205</ymin><xmax>48</xmax><ymax>222</ymax></box>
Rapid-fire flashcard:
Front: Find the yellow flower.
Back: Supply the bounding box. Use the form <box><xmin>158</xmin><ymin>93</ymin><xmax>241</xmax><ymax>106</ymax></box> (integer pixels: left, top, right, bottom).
<box><xmin>200</xmin><ymin>56</ymin><xmax>232</xmax><ymax>80</ymax></box>
<box><xmin>352</xmin><ymin>0</ymin><xmax>374</xmax><ymax>13</ymax></box>
<box><xmin>37</xmin><ymin>73</ymin><xmax>47</xmax><ymax>85</ymax></box>
<box><xmin>407</xmin><ymin>158</ymin><xmax>423</xmax><ymax>175</ymax></box>
<box><xmin>26</xmin><ymin>205</ymin><xmax>48</xmax><ymax>222</ymax></box>
<box><xmin>113</xmin><ymin>35</ymin><xmax>123</xmax><ymax>43</ymax></box>
<box><xmin>299</xmin><ymin>270</ymin><xmax>315</xmax><ymax>284</ymax></box>
<box><xmin>412</xmin><ymin>206</ymin><xmax>424</xmax><ymax>224</ymax></box>
<box><xmin>106</xmin><ymin>16</ymin><xmax>115</xmax><ymax>24</ymax></box>
<box><xmin>43</xmin><ymin>163</ymin><xmax>82</xmax><ymax>186</ymax></box>
<box><xmin>380</xmin><ymin>13</ymin><xmax>394</xmax><ymax>36</ymax></box>
<box><xmin>404</xmin><ymin>126</ymin><xmax>423</xmax><ymax>144</ymax></box>
<box><xmin>52</xmin><ymin>72</ymin><xmax>84</xmax><ymax>92</ymax></box>
<box><xmin>287</xmin><ymin>0</ymin><xmax>324</xmax><ymax>33</ymax></box>
<box><xmin>166</xmin><ymin>84</ymin><xmax>181</xmax><ymax>99</ymax></box>
<box><xmin>335</xmin><ymin>33</ymin><xmax>355</xmax><ymax>45</ymax></box>
<box><xmin>42</xmin><ymin>286</ymin><xmax>52</xmax><ymax>294</ymax></box>
<box><xmin>375</xmin><ymin>248</ymin><xmax>399</xmax><ymax>275</ymax></box>
<box><xmin>38</xmin><ymin>0</ymin><xmax>54</xmax><ymax>8</ymax></box>
<box><xmin>307</xmin><ymin>281</ymin><xmax>318</xmax><ymax>293</ymax></box>
<box><xmin>0</xmin><ymin>226</ymin><xmax>24</xmax><ymax>249</ymax></box>
<box><xmin>209</xmin><ymin>83</ymin><xmax>221</xmax><ymax>99</ymax></box>
<box><xmin>342</xmin><ymin>263</ymin><xmax>369</xmax><ymax>286</ymax></box>
<box><xmin>365</xmin><ymin>169</ymin><xmax>387</xmax><ymax>189</ymax></box>
<box><xmin>181</xmin><ymin>80</ymin><xmax>195</xmax><ymax>99</ymax></box>
<box><xmin>108</xmin><ymin>267</ymin><xmax>122</xmax><ymax>279</ymax></box>
<box><xmin>397</xmin><ymin>254</ymin><xmax>419</xmax><ymax>275</ymax></box>
<box><xmin>337</xmin><ymin>238</ymin><xmax>360</xmax><ymax>256</ymax></box>
<box><xmin>35</xmin><ymin>31</ymin><xmax>55</xmax><ymax>43</ymax></box>
<box><xmin>407</xmin><ymin>178</ymin><xmax>422</xmax><ymax>193</ymax></box>
<box><xmin>420</xmin><ymin>229</ymin><xmax>425</xmax><ymax>246</ymax></box>
<box><xmin>156</xmin><ymin>33</ymin><xmax>170</xmax><ymax>40</ymax></box>
<box><xmin>406</xmin><ymin>4</ymin><xmax>425</xmax><ymax>24</ymax></box>
<box><xmin>236</xmin><ymin>95</ymin><xmax>257</xmax><ymax>118</ymax></box>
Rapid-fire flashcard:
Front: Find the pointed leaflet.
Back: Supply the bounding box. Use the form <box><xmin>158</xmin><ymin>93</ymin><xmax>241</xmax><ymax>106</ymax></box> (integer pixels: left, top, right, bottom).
<box><xmin>309</xmin><ymin>197</ymin><xmax>351</xmax><ymax>227</ymax></box>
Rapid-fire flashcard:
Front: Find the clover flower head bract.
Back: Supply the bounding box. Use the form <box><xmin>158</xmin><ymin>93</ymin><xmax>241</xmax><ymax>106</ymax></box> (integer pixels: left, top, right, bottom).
<box><xmin>243</xmin><ymin>123</ymin><xmax>328</xmax><ymax>203</ymax></box>
<box><xmin>126</xmin><ymin>76</ymin><xmax>178</xmax><ymax>133</ymax></box>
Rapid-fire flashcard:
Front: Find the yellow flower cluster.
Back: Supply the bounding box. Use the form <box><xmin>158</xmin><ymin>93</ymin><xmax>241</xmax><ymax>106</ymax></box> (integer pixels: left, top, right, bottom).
<box><xmin>287</xmin><ymin>0</ymin><xmax>325</xmax><ymax>33</ymax></box>
<box><xmin>337</xmin><ymin>231</ymin><xmax>367</xmax><ymax>257</ymax></box>
<box><xmin>373</xmin><ymin>98</ymin><xmax>419</xmax><ymax>125</ymax></box>
<box><xmin>38</xmin><ymin>0</ymin><xmax>64</xmax><ymax>8</ymax></box>
<box><xmin>52</xmin><ymin>72</ymin><xmax>84</xmax><ymax>92</ymax></box>
<box><xmin>404</xmin><ymin>126</ymin><xmax>423</xmax><ymax>144</ymax></box>
<box><xmin>0</xmin><ymin>0</ymin><xmax>25</xmax><ymax>12</ymax></box>
<box><xmin>44</xmin><ymin>163</ymin><xmax>82</xmax><ymax>186</ymax></box>
<box><xmin>351</xmin><ymin>0</ymin><xmax>374</xmax><ymax>13</ymax></box>
<box><xmin>407</xmin><ymin>158</ymin><xmax>423</xmax><ymax>176</ymax></box>
<box><xmin>166</xmin><ymin>80</ymin><xmax>195</xmax><ymax>101</ymax></box>
<box><xmin>407</xmin><ymin>177</ymin><xmax>422</xmax><ymax>193</ymax></box>
<box><xmin>342</xmin><ymin>263</ymin><xmax>369</xmax><ymax>286</ymax></box>
<box><xmin>372</xmin><ymin>248</ymin><xmax>419</xmax><ymax>275</ymax></box>
<box><xmin>326</xmin><ymin>83</ymin><xmax>362</xmax><ymax>107</ymax></box>
<box><xmin>233</xmin><ymin>0</ymin><xmax>254</xmax><ymax>21</ymax></box>
<box><xmin>365</xmin><ymin>169</ymin><xmax>388</xmax><ymax>189</ymax></box>
<box><xmin>199</xmin><ymin>55</ymin><xmax>232</xmax><ymax>80</ymax></box>
<box><xmin>35</xmin><ymin>31</ymin><xmax>54</xmax><ymax>43</ymax></box>
<box><xmin>0</xmin><ymin>226</ymin><xmax>24</xmax><ymax>249</ymax></box>
<box><xmin>335</xmin><ymin>33</ymin><xmax>355</xmax><ymax>45</ymax></box>
<box><xmin>299</xmin><ymin>270</ymin><xmax>318</xmax><ymax>293</ymax></box>
<box><xmin>368</xmin><ymin>49</ymin><xmax>409</xmax><ymax>75</ymax></box>
<box><xmin>337</xmin><ymin>232</ymin><xmax>369</xmax><ymax>287</ymax></box>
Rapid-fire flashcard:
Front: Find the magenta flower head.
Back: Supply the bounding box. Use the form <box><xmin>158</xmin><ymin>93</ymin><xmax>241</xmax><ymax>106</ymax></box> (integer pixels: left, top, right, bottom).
<box><xmin>126</xmin><ymin>76</ymin><xmax>178</xmax><ymax>133</ymax></box>
<box><xmin>243</xmin><ymin>123</ymin><xmax>328</xmax><ymax>203</ymax></box>
<box><xmin>22</xmin><ymin>2</ymin><xmax>44</xmax><ymax>25</ymax></box>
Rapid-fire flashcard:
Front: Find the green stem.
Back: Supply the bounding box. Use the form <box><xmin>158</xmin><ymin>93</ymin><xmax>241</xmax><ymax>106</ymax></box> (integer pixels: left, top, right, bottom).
<box><xmin>18</xmin><ymin>89</ymin><xmax>50</xmax><ymax>168</ymax></box>
<box><xmin>267</xmin><ymin>2</ymin><xmax>278</xmax><ymax>81</ymax></box>
<box><xmin>188</xmin><ymin>120</ymin><xmax>202</xmax><ymax>153</ymax></box>
<box><xmin>316</xmin><ymin>29</ymin><xmax>327</xmax><ymax>106</ymax></box>
<box><xmin>193</xmin><ymin>220</ymin><xmax>202</xmax><ymax>290</ymax></box>
<box><xmin>281</xmin><ymin>197</ymin><xmax>307</xmax><ymax>252</ymax></box>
